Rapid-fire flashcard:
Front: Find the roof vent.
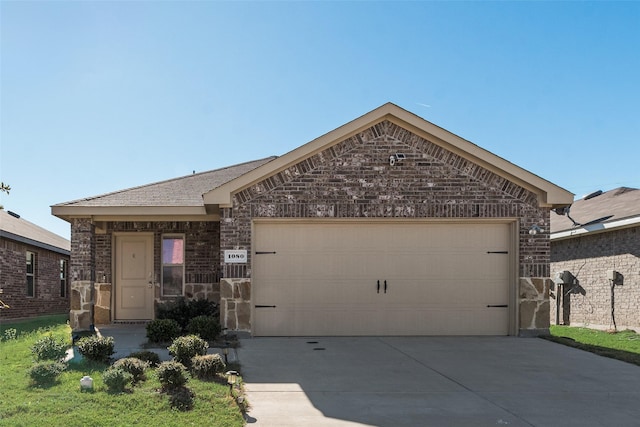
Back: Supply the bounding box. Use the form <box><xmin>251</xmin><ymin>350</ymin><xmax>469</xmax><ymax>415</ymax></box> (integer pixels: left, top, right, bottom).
<box><xmin>584</xmin><ymin>190</ymin><xmax>603</xmax><ymax>200</ymax></box>
<box><xmin>7</xmin><ymin>211</ymin><xmax>20</xmax><ymax>219</ymax></box>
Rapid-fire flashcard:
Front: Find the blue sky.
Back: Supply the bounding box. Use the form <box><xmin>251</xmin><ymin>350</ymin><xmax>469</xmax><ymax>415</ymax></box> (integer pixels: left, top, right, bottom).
<box><xmin>1</xmin><ymin>1</ymin><xmax>638</xmax><ymax>240</ymax></box>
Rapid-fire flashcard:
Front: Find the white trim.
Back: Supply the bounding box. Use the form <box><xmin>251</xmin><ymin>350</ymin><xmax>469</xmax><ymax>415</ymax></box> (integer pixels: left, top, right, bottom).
<box><xmin>551</xmin><ymin>216</ymin><xmax>640</xmax><ymax>241</ymax></box>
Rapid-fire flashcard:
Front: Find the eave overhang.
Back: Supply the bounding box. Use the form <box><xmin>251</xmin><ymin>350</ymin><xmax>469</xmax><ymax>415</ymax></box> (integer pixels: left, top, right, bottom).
<box><xmin>551</xmin><ymin>215</ymin><xmax>640</xmax><ymax>241</ymax></box>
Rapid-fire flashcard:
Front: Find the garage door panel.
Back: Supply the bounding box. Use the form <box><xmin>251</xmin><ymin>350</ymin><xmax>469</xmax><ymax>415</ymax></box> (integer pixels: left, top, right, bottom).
<box><xmin>253</xmin><ymin>221</ymin><xmax>511</xmax><ymax>336</ymax></box>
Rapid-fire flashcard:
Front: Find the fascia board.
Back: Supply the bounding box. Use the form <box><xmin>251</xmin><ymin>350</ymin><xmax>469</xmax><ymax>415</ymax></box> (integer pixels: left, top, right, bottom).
<box><xmin>51</xmin><ymin>205</ymin><xmax>208</xmax><ymax>220</ymax></box>
<box><xmin>203</xmin><ymin>104</ymin><xmax>396</xmax><ymax>206</ymax></box>
<box><xmin>551</xmin><ymin>216</ymin><xmax>640</xmax><ymax>241</ymax></box>
<box><xmin>0</xmin><ymin>231</ymin><xmax>70</xmax><ymax>255</ymax></box>
<box><xmin>387</xmin><ymin>109</ymin><xmax>574</xmax><ymax>207</ymax></box>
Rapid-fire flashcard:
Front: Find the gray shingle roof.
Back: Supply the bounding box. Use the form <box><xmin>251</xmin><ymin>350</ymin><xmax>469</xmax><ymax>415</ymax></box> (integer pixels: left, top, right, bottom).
<box><xmin>54</xmin><ymin>157</ymin><xmax>276</xmax><ymax>208</ymax></box>
<box><xmin>0</xmin><ymin>209</ymin><xmax>70</xmax><ymax>254</ymax></box>
<box><xmin>550</xmin><ymin>187</ymin><xmax>640</xmax><ymax>234</ymax></box>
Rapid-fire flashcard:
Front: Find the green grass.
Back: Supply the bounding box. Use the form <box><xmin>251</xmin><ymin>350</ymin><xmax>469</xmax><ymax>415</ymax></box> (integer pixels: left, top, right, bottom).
<box><xmin>0</xmin><ymin>316</ymin><xmax>244</xmax><ymax>427</ymax></box>
<box><xmin>547</xmin><ymin>325</ymin><xmax>640</xmax><ymax>366</ymax></box>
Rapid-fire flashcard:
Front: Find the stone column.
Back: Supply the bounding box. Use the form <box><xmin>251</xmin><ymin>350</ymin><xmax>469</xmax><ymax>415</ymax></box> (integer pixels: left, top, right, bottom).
<box><xmin>69</xmin><ymin>218</ymin><xmax>96</xmax><ymax>331</ymax></box>
<box><xmin>519</xmin><ymin>277</ymin><xmax>551</xmax><ymax>337</ymax></box>
<box><xmin>220</xmin><ymin>278</ymin><xmax>251</xmax><ymax>333</ymax></box>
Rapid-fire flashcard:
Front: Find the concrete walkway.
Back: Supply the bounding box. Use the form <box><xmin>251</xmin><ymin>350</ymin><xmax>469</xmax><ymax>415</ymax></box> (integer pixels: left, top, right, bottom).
<box><xmin>238</xmin><ymin>336</ymin><xmax>640</xmax><ymax>427</ymax></box>
<box><xmin>92</xmin><ymin>324</ymin><xmax>238</xmax><ymax>362</ymax></box>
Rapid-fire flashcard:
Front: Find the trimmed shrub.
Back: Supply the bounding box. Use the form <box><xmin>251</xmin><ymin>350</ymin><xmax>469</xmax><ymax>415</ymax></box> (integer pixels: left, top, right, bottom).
<box><xmin>186</xmin><ymin>315</ymin><xmax>221</xmax><ymax>341</ymax></box>
<box><xmin>156</xmin><ymin>298</ymin><xmax>218</xmax><ymax>330</ymax></box>
<box><xmin>191</xmin><ymin>354</ymin><xmax>226</xmax><ymax>380</ymax></box>
<box><xmin>3</xmin><ymin>328</ymin><xmax>17</xmax><ymax>341</ymax></box>
<box><xmin>76</xmin><ymin>335</ymin><xmax>114</xmax><ymax>363</ymax></box>
<box><xmin>29</xmin><ymin>361</ymin><xmax>66</xmax><ymax>386</ymax></box>
<box><xmin>156</xmin><ymin>360</ymin><xmax>189</xmax><ymax>390</ymax></box>
<box><xmin>31</xmin><ymin>335</ymin><xmax>68</xmax><ymax>361</ymax></box>
<box><xmin>146</xmin><ymin>319</ymin><xmax>181</xmax><ymax>343</ymax></box>
<box><xmin>112</xmin><ymin>357</ymin><xmax>149</xmax><ymax>383</ymax></box>
<box><xmin>168</xmin><ymin>386</ymin><xmax>195</xmax><ymax>411</ymax></box>
<box><xmin>168</xmin><ymin>335</ymin><xmax>208</xmax><ymax>368</ymax></box>
<box><xmin>103</xmin><ymin>367</ymin><xmax>134</xmax><ymax>393</ymax></box>
<box><xmin>127</xmin><ymin>350</ymin><xmax>161</xmax><ymax>367</ymax></box>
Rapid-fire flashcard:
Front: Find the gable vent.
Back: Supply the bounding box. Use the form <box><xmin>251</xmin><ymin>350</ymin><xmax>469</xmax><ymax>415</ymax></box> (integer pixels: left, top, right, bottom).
<box><xmin>7</xmin><ymin>211</ymin><xmax>20</xmax><ymax>219</ymax></box>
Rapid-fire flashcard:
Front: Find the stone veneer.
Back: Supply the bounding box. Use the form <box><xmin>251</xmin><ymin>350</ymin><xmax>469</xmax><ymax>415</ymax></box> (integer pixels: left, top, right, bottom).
<box><xmin>219</xmin><ymin>120</ymin><xmax>552</xmax><ymax>335</ymax></box>
<box><xmin>69</xmin><ymin>219</ymin><xmax>95</xmax><ymax>330</ymax></box>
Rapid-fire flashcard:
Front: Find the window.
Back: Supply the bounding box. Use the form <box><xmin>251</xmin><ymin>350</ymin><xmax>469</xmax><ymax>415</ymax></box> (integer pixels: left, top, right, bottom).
<box><xmin>162</xmin><ymin>235</ymin><xmax>184</xmax><ymax>296</ymax></box>
<box><xmin>60</xmin><ymin>259</ymin><xmax>68</xmax><ymax>297</ymax></box>
<box><xmin>26</xmin><ymin>252</ymin><xmax>35</xmax><ymax>297</ymax></box>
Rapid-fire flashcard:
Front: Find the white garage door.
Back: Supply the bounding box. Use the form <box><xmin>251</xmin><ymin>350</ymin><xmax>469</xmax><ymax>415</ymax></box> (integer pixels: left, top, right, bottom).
<box><xmin>253</xmin><ymin>221</ymin><xmax>512</xmax><ymax>336</ymax></box>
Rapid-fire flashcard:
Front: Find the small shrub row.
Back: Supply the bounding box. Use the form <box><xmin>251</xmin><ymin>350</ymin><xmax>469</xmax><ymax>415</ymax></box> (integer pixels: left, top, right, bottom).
<box><xmin>146</xmin><ymin>319</ymin><xmax>181</xmax><ymax>343</ymax></box>
<box><xmin>29</xmin><ymin>361</ymin><xmax>66</xmax><ymax>386</ymax></box>
<box><xmin>156</xmin><ymin>298</ymin><xmax>218</xmax><ymax>331</ymax></box>
<box><xmin>186</xmin><ymin>315</ymin><xmax>221</xmax><ymax>341</ymax></box>
<box><xmin>168</xmin><ymin>334</ymin><xmax>208</xmax><ymax>367</ymax></box>
<box><xmin>76</xmin><ymin>335</ymin><xmax>115</xmax><ymax>363</ymax></box>
<box><xmin>31</xmin><ymin>335</ymin><xmax>68</xmax><ymax>361</ymax></box>
<box><xmin>128</xmin><ymin>350</ymin><xmax>161</xmax><ymax>367</ymax></box>
<box><xmin>103</xmin><ymin>367</ymin><xmax>134</xmax><ymax>393</ymax></box>
<box><xmin>156</xmin><ymin>360</ymin><xmax>189</xmax><ymax>390</ymax></box>
<box><xmin>112</xmin><ymin>357</ymin><xmax>149</xmax><ymax>383</ymax></box>
<box><xmin>191</xmin><ymin>354</ymin><xmax>226</xmax><ymax>380</ymax></box>
<box><xmin>146</xmin><ymin>314</ymin><xmax>221</xmax><ymax>343</ymax></box>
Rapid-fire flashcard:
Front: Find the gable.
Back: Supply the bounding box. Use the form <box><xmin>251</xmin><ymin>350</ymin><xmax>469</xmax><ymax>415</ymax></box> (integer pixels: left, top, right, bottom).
<box><xmin>204</xmin><ymin>103</ymin><xmax>573</xmax><ymax>209</ymax></box>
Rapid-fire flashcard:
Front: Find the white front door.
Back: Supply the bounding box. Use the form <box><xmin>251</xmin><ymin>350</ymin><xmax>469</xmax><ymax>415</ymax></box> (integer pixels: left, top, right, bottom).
<box><xmin>115</xmin><ymin>234</ymin><xmax>154</xmax><ymax>320</ymax></box>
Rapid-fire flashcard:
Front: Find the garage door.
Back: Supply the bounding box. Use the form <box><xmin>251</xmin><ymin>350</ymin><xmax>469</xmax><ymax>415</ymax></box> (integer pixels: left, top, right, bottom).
<box><xmin>253</xmin><ymin>221</ymin><xmax>512</xmax><ymax>336</ymax></box>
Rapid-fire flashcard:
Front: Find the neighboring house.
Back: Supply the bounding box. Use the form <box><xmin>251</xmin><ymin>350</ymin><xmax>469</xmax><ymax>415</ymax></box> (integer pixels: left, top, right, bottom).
<box><xmin>52</xmin><ymin>103</ymin><xmax>573</xmax><ymax>336</ymax></box>
<box><xmin>550</xmin><ymin>187</ymin><xmax>640</xmax><ymax>331</ymax></box>
<box><xmin>0</xmin><ymin>209</ymin><xmax>71</xmax><ymax>320</ymax></box>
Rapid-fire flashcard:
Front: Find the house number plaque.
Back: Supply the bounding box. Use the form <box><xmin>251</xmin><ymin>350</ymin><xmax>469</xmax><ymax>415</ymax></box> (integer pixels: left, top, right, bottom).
<box><xmin>224</xmin><ymin>250</ymin><xmax>248</xmax><ymax>264</ymax></box>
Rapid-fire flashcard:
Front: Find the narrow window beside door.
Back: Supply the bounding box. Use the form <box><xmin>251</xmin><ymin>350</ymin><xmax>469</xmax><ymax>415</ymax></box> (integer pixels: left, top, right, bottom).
<box><xmin>162</xmin><ymin>235</ymin><xmax>184</xmax><ymax>296</ymax></box>
<box><xmin>60</xmin><ymin>259</ymin><xmax>68</xmax><ymax>297</ymax></box>
<box><xmin>26</xmin><ymin>251</ymin><xmax>35</xmax><ymax>297</ymax></box>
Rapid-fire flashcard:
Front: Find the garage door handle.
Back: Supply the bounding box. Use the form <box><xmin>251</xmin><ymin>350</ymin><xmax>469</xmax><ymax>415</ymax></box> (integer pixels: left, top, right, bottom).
<box><xmin>486</xmin><ymin>304</ymin><xmax>508</xmax><ymax>308</ymax></box>
<box><xmin>384</xmin><ymin>280</ymin><xmax>387</xmax><ymax>293</ymax></box>
<box><xmin>255</xmin><ymin>305</ymin><xmax>277</xmax><ymax>308</ymax></box>
<box><xmin>377</xmin><ymin>280</ymin><xmax>380</xmax><ymax>293</ymax></box>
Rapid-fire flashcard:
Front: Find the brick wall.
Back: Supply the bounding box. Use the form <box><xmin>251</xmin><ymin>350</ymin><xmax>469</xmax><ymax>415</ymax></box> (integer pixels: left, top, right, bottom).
<box><xmin>105</xmin><ymin>221</ymin><xmax>221</xmax><ymax>293</ymax></box>
<box><xmin>551</xmin><ymin>226</ymin><xmax>640</xmax><ymax>330</ymax></box>
<box><xmin>220</xmin><ymin>119</ymin><xmax>551</xmax><ymax>334</ymax></box>
<box><xmin>69</xmin><ymin>219</ymin><xmax>220</xmax><ymax>330</ymax></box>
<box><xmin>0</xmin><ymin>237</ymin><xmax>69</xmax><ymax>320</ymax></box>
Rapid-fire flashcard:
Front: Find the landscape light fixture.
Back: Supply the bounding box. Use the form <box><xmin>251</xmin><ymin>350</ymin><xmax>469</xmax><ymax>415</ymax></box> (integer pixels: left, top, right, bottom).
<box><xmin>225</xmin><ymin>370</ymin><xmax>239</xmax><ymax>394</ymax></box>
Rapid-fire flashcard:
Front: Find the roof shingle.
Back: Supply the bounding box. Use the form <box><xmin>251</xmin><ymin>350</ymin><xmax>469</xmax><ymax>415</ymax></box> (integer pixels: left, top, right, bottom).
<box><xmin>550</xmin><ymin>187</ymin><xmax>640</xmax><ymax>234</ymax></box>
<box><xmin>0</xmin><ymin>209</ymin><xmax>70</xmax><ymax>253</ymax></box>
<box><xmin>53</xmin><ymin>157</ymin><xmax>276</xmax><ymax>208</ymax></box>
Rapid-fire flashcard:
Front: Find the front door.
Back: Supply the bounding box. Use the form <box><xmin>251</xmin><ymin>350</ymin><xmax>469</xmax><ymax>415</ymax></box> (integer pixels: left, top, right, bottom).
<box><xmin>115</xmin><ymin>233</ymin><xmax>154</xmax><ymax>320</ymax></box>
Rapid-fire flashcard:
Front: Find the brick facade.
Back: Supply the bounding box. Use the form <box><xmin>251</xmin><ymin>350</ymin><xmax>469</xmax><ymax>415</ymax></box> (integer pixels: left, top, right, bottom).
<box><xmin>69</xmin><ymin>219</ymin><xmax>220</xmax><ymax>330</ymax></box>
<box><xmin>220</xmin><ymin>120</ymin><xmax>552</xmax><ymax>335</ymax></box>
<box><xmin>551</xmin><ymin>226</ymin><xmax>640</xmax><ymax>330</ymax></box>
<box><xmin>0</xmin><ymin>237</ymin><xmax>69</xmax><ymax>320</ymax></box>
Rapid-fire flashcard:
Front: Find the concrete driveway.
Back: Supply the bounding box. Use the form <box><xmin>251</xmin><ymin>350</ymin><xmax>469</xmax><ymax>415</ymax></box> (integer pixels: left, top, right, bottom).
<box><xmin>238</xmin><ymin>337</ymin><xmax>640</xmax><ymax>427</ymax></box>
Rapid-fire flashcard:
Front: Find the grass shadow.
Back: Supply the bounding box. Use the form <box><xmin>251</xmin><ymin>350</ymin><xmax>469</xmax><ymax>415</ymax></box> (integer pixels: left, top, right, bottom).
<box><xmin>542</xmin><ymin>335</ymin><xmax>640</xmax><ymax>366</ymax></box>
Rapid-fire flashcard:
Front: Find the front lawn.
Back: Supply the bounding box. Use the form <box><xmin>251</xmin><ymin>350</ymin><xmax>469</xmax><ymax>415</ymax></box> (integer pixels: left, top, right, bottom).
<box><xmin>0</xmin><ymin>316</ymin><xmax>244</xmax><ymax>427</ymax></box>
<box><xmin>547</xmin><ymin>325</ymin><xmax>640</xmax><ymax>366</ymax></box>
